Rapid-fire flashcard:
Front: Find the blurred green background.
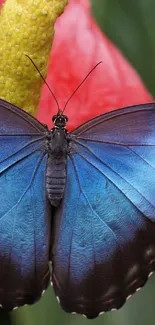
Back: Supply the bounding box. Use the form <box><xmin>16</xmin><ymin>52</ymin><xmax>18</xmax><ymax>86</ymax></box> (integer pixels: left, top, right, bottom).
<box><xmin>92</xmin><ymin>0</ymin><xmax>155</xmax><ymax>96</ymax></box>
<box><xmin>3</xmin><ymin>0</ymin><xmax>155</xmax><ymax>324</ymax></box>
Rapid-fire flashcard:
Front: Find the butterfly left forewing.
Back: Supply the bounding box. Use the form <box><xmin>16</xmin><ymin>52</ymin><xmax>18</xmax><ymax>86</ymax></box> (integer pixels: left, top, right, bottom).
<box><xmin>0</xmin><ymin>98</ymin><xmax>47</xmax><ymax>172</ymax></box>
<box><xmin>0</xmin><ymin>99</ymin><xmax>51</xmax><ymax>309</ymax></box>
<box><xmin>51</xmin><ymin>103</ymin><xmax>155</xmax><ymax>318</ymax></box>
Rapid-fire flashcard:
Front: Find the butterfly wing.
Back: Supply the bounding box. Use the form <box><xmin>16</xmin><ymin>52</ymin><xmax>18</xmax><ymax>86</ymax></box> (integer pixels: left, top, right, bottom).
<box><xmin>0</xmin><ymin>99</ymin><xmax>50</xmax><ymax>310</ymax></box>
<box><xmin>51</xmin><ymin>103</ymin><xmax>155</xmax><ymax>318</ymax></box>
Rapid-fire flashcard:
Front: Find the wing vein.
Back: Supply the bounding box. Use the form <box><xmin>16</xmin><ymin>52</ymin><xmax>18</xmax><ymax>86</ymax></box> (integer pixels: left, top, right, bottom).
<box><xmin>72</xmin><ymin>139</ymin><xmax>155</xmax><ymax>211</ymax></box>
<box><xmin>65</xmin><ymin>187</ymin><xmax>81</xmax><ymax>296</ymax></box>
<box><xmin>71</xmin><ymin>104</ymin><xmax>154</xmax><ymax>136</ymax></box>
<box><xmin>0</xmin><ymin>101</ymin><xmax>45</xmax><ymax>133</ymax></box>
<box><xmin>0</xmin><ymin>144</ymin><xmax>45</xmax><ymax>175</ymax></box>
<box><xmin>127</xmin><ymin>146</ymin><xmax>155</xmax><ymax>170</ymax></box>
<box><xmin>73</xmin><ymin>137</ymin><xmax>155</xmax><ymax>147</ymax></box>
<box><xmin>0</xmin><ymin>136</ymin><xmax>45</xmax><ymax>166</ymax></box>
<box><xmin>69</xmin><ymin>155</ymin><xmax>122</xmax><ymax>249</ymax></box>
<box><xmin>31</xmin><ymin>184</ymin><xmax>37</xmax><ymax>283</ymax></box>
<box><xmin>0</xmin><ymin>152</ymin><xmax>46</xmax><ymax>224</ymax></box>
<box><xmin>0</xmin><ymin>133</ymin><xmax>45</xmax><ymax>137</ymax></box>
<box><xmin>72</xmin><ymin>147</ymin><xmax>155</xmax><ymax>221</ymax></box>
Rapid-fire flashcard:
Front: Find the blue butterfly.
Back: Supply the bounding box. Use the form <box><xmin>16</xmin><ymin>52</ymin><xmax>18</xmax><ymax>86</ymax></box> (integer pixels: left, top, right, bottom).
<box><xmin>0</xmin><ymin>97</ymin><xmax>155</xmax><ymax>318</ymax></box>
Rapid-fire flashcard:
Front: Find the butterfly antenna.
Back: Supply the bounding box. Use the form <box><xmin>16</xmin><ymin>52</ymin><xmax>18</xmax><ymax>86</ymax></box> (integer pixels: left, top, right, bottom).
<box><xmin>25</xmin><ymin>54</ymin><xmax>60</xmax><ymax>113</ymax></box>
<box><xmin>62</xmin><ymin>61</ymin><xmax>102</xmax><ymax>113</ymax></box>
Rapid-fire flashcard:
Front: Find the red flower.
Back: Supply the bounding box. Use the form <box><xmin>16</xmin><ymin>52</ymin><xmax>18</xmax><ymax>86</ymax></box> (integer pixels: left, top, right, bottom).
<box><xmin>0</xmin><ymin>0</ymin><xmax>152</xmax><ymax>130</ymax></box>
<box><xmin>38</xmin><ymin>0</ymin><xmax>152</xmax><ymax>130</ymax></box>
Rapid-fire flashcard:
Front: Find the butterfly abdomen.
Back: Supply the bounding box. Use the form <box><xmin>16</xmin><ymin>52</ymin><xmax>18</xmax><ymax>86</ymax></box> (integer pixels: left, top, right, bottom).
<box><xmin>46</xmin><ymin>156</ymin><xmax>67</xmax><ymax>207</ymax></box>
<box><xmin>45</xmin><ymin>127</ymin><xmax>69</xmax><ymax>207</ymax></box>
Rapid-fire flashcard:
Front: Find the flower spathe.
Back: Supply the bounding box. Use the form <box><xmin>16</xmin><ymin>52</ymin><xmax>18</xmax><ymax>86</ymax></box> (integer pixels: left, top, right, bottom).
<box><xmin>38</xmin><ymin>0</ymin><xmax>152</xmax><ymax>130</ymax></box>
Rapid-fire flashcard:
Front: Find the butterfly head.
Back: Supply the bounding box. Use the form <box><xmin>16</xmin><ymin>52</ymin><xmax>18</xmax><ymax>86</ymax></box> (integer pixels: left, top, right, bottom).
<box><xmin>52</xmin><ymin>113</ymin><xmax>68</xmax><ymax>129</ymax></box>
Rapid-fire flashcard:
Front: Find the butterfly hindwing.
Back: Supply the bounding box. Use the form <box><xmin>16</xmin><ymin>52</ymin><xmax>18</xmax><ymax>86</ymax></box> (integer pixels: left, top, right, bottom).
<box><xmin>0</xmin><ymin>99</ymin><xmax>50</xmax><ymax>310</ymax></box>
<box><xmin>51</xmin><ymin>103</ymin><xmax>155</xmax><ymax>318</ymax></box>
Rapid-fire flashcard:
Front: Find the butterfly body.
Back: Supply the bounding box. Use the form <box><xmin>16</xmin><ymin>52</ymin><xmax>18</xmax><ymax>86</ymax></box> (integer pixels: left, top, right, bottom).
<box><xmin>45</xmin><ymin>117</ymin><xmax>69</xmax><ymax>206</ymax></box>
<box><xmin>0</xmin><ymin>98</ymin><xmax>155</xmax><ymax>317</ymax></box>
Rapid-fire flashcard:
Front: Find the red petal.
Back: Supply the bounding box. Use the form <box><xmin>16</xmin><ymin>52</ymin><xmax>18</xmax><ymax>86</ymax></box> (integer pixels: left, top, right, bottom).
<box><xmin>38</xmin><ymin>0</ymin><xmax>152</xmax><ymax>130</ymax></box>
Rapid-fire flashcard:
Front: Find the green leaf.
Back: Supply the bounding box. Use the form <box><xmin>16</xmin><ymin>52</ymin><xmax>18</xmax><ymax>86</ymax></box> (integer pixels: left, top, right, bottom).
<box><xmin>91</xmin><ymin>0</ymin><xmax>155</xmax><ymax>96</ymax></box>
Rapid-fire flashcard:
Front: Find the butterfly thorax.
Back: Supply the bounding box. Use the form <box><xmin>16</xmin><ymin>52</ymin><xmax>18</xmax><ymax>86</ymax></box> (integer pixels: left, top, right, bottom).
<box><xmin>46</xmin><ymin>113</ymin><xmax>69</xmax><ymax>207</ymax></box>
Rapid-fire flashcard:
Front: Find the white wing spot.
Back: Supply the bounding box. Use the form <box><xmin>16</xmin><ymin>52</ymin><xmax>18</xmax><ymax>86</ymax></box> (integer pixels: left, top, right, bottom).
<box><xmin>56</xmin><ymin>296</ymin><xmax>60</xmax><ymax>304</ymax></box>
<box><xmin>126</xmin><ymin>294</ymin><xmax>132</xmax><ymax>300</ymax></box>
<box><xmin>13</xmin><ymin>306</ymin><xmax>18</xmax><ymax>311</ymax></box>
<box><xmin>136</xmin><ymin>287</ymin><xmax>141</xmax><ymax>292</ymax></box>
<box><xmin>149</xmin><ymin>271</ymin><xmax>153</xmax><ymax>278</ymax></box>
<box><xmin>41</xmin><ymin>290</ymin><xmax>45</xmax><ymax>297</ymax></box>
<box><xmin>99</xmin><ymin>311</ymin><xmax>105</xmax><ymax>315</ymax></box>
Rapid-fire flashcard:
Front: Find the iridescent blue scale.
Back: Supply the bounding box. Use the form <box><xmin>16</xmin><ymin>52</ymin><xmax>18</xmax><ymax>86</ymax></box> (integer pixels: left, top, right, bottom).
<box><xmin>0</xmin><ymin>98</ymin><xmax>155</xmax><ymax>318</ymax></box>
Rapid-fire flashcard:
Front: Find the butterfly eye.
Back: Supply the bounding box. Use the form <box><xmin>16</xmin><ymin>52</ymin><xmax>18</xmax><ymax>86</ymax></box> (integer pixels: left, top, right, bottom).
<box><xmin>52</xmin><ymin>115</ymin><xmax>57</xmax><ymax>122</ymax></box>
